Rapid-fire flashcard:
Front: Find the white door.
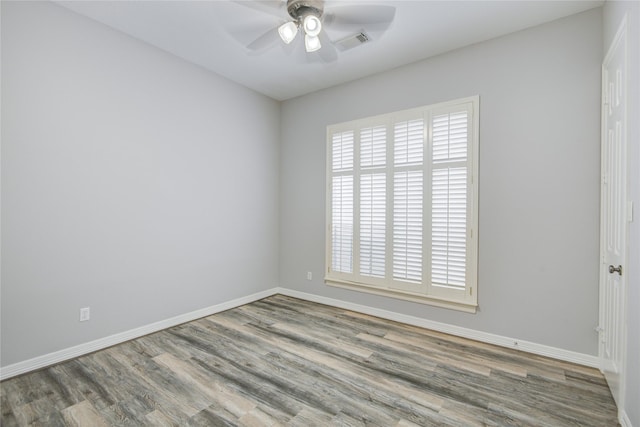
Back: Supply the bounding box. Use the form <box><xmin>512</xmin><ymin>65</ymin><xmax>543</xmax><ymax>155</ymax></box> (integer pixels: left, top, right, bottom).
<box><xmin>599</xmin><ymin>15</ymin><xmax>628</xmax><ymax>409</ymax></box>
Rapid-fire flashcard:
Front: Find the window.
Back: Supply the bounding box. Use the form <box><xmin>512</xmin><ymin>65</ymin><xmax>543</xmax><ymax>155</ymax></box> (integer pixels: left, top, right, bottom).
<box><xmin>326</xmin><ymin>96</ymin><xmax>479</xmax><ymax>312</ymax></box>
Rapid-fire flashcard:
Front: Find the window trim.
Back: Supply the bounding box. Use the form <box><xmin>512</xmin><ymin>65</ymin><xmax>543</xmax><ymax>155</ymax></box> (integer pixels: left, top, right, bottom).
<box><xmin>325</xmin><ymin>96</ymin><xmax>479</xmax><ymax>313</ymax></box>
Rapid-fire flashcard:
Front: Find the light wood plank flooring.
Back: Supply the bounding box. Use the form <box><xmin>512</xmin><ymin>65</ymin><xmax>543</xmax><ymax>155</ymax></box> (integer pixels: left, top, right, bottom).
<box><xmin>1</xmin><ymin>295</ymin><xmax>619</xmax><ymax>426</ymax></box>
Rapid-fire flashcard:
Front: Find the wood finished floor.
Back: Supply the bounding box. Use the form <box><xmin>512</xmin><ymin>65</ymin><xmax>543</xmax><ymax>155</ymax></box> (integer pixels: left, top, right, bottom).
<box><xmin>1</xmin><ymin>295</ymin><xmax>619</xmax><ymax>426</ymax></box>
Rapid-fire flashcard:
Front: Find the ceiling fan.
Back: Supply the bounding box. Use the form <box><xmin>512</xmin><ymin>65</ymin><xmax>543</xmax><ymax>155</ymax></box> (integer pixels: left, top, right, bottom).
<box><xmin>237</xmin><ymin>0</ymin><xmax>396</xmax><ymax>60</ymax></box>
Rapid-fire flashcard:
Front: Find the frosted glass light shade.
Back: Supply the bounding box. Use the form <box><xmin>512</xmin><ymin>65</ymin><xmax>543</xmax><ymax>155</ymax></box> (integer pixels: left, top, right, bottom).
<box><xmin>305</xmin><ymin>34</ymin><xmax>321</xmax><ymax>52</ymax></box>
<box><xmin>278</xmin><ymin>21</ymin><xmax>298</xmax><ymax>44</ymax></box>
<box><xmin>303</xmin><ymin>15</ymin><xmax>322</xmax><ymax>37</ymax></box>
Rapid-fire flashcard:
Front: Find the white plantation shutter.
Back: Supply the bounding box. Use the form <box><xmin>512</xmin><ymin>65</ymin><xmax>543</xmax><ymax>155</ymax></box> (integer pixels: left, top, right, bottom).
<box><xmin>327</xmin><ymin>97</ymin><xmax>478</xmax><ymax>311</ymax></box>
<box><xmin>394</xmin><ymin>119</ymin><xmax>424</xmax><ymax>166</ymax></box>
<box><xmin>392</xmin><ymin>119</ymin><xmax>424</xmax><ymax>284</ymax></box>
<box><xmin>361</xmin><ymin>126</ymin><xmax>386</xmax><ymax>169</ymax></box>
<box><xmin>393</xmin><ymin>170</ymin><xmax>423</xmax><ymax>283</ymax></box>
<box><xmin>332</xmin><ymin>175</ymin><xmax>353</xmax><ymax>273</ymax></box>
<box><xmin>432</xmin><ymin>167</ymin><xmax>467</xmax><ymax>288</ymax></box>
<box><xmin>360</xmin><ymin>173</ymin><xmax>386</xmax><ymax>277</ymax></box>
<box><xmin>359</xmin><ymin>126</ymin><xmax>386</xmax><ymax>278</ymax></box>
<box><xmin>332</xmin><ymin>131</ymin><xmax>354</xmax><ymax>171</ymax></box>
<box><xmin>432</xmin><ymin>111</ymin><xmax>468</xmax><ymax>162</ymax></box>
<box><xmin>431</xmin><ymin>109</ymin><xmax>469</xmax><ymax>289</ymax></box>
<box><xmin>331</xmin><ymin>130</ymin><xmax>354</xmax><ymax>273</ymax></box>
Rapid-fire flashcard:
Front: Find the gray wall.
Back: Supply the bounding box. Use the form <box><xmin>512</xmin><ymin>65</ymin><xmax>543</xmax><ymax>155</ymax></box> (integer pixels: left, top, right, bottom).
<box><xmin>280</xmin><ymin>9</ymin><xmax>603</xmax><ymax>355</ymax></box>
<box><xmin>1</xmin><ymin>1</ymin><xmax>280</xmax><ymax>366</ymax></box>
<box><xmin>603</xmin><ymin>2</ymin><xmax>640</xmax><ymax>425</ymax></box>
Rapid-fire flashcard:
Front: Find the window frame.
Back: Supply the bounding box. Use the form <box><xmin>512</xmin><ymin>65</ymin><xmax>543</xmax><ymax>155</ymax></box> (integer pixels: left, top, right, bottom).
<box><xmin>325</xmin><ymin>96</ymin><xmax>479</xmax><ymax>313</ymax></box>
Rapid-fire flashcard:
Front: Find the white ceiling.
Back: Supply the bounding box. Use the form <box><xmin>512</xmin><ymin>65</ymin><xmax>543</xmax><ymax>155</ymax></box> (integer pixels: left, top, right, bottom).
<box><xmin>57</xmin><ymin>0</ymin><xmax>602</xmax><ymax>101</ymax></box>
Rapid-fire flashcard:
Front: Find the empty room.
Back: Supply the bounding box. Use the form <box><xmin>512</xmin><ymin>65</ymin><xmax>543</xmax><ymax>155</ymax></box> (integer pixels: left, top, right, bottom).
<box><xmin>1</xmin><ymin>0</ymin><xmax>639</xmax><ymax>426</ymax></box>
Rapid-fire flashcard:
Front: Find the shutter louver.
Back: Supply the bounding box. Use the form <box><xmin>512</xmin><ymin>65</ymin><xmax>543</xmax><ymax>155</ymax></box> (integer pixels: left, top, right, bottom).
<box><xmin>360</xmin><ymin>173</ymin><xmax>386</xmax><ymax>278</ymax></box>
<box><xmin>393</xmin><ymin>170</ymin><xmax>423</xmax><ymax>283</ymax></box>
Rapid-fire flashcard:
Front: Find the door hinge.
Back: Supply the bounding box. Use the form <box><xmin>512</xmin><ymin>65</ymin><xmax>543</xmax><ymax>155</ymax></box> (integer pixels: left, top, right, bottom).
<box><xmin>628</xmin><ymin>201</ymin><xmax>634</xmax><ymax>222</ymax></box>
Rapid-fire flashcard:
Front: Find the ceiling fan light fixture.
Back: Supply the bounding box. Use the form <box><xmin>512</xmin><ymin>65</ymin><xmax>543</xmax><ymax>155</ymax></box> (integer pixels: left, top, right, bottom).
<box><xmin>302</xmin><ymin>14</ymin><xmax>322</xmax><ymax>37</ymax></box>
<box><xmin>304</xmin><ymin>34</ymin><xmax>321</xmax><ymax>52</ymax></box>
<box><xmin>278</xmin><ymin>21</ymin><xmax>299</xmax><ymax>44</ymax></box>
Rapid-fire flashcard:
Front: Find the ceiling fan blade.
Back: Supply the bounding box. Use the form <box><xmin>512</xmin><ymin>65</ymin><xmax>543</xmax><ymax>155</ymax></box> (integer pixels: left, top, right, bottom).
<box><xmin>316</xmin><ymin>31</ymin><xmax>338</xmax><ymax>63</ymax></box>
<box><xmin>246</xmin><ymin>27</ymin><xmax>281</xmax><ymax>52</ymax></box>
<box><xmin>280</xmin><ymin>32</ymin><xmax>301</xmax><ymax>56</ymax></box>
<box><xmin>230</xmin><ymin>0</ymin><xmax>286</xmax><ymax>18</ymax></box>
<box><xmin>324</xmin><ymin>5</ymin><xmax>396</xmax><ymax>31</ymax></box>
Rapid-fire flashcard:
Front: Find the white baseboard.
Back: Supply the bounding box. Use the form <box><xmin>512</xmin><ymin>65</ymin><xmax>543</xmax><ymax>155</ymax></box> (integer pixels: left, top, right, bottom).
<box><xmin>276</xmin><ymin>287</ymin><xmax>600</xmax><ymax>368</ymax></box>
<box><xmin>0</xmin><ymin>286</ymin><xmax>601</xmax><ymax>381</ymax></box>
<box><xmin>0</xmin><ymin>288</ymin><xmax>279</xmax><ymax>381</ymax></box>
<box><xmin>620</xmin><ymin>410</ymin><xmax>632</xmax><ymax>427</ymax></box>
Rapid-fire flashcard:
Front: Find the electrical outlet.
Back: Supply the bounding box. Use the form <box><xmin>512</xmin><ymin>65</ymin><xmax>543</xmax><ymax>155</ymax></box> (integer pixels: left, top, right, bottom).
<box><xmin>80</xmin><ymin>307</ymin><xmax>90</xmax><ymax>322</ymax></box>
<box><xmin>307</xmin><ymin>271</ymin><xmax>313</xmax><ymax>280</ymax></box>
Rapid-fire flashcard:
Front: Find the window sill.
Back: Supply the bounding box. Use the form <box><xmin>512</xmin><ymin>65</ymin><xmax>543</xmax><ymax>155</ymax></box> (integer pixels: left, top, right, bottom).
<box><xmin>325</xmin><ymin>278</ymin><xmax>477</xmax><ymax>314</ymax></box>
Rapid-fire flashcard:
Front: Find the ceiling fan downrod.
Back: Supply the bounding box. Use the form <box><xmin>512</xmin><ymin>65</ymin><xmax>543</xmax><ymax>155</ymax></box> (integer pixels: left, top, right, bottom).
<box><xmin>286</xmin><ymin>0</ymin><xmax>324</xmax><ymax>20</ymax></box>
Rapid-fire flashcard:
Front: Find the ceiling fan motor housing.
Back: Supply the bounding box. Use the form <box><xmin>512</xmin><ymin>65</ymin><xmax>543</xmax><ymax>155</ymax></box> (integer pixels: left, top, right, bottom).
<box><xmin>287</xmin><ymin>0</ymin><xmax>324</xmax><ymax>21</ymax></box>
